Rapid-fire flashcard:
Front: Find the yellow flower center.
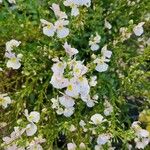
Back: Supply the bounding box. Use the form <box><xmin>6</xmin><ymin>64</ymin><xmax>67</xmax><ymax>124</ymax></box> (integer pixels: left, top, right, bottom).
<box><xmin>47</xmin><ymin>24</ymin><xmax>51</xmax><ymax>29</ymax></box>
<box><xmin>58</xmin><ymin>25</ymin><xmax>63</xmax><ymax>30</ymax></box>
<box><xmin>74</xmin><ymin>68</ymin><xmax>80</xmax><ymax>73</ymax></box>
<box><xmin>0</xmin><ymin>98</ymin><xmax>5</xmax><ymax>105</ymax></box>
<box><xmin>67</xmin><ymin>85</ymin><xmax>73</xmax><ymax>91</ymax></box>
<box><xmin>29</xmin><ymin>115</ymin><xmax>34</xmax><ymax>120</ymax></box>
<box><xmin>58</xmin><ymin>63</ymin><xmax>63</xmax><ymax>68</ymax></box>
<box><xmin>11</xmin><ymin>57</ymin><xmax>17</xmax><ymax>62</ymax></box>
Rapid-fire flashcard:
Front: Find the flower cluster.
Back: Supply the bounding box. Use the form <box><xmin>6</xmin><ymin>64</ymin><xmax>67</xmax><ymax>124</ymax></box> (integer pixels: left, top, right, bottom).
<box><xmin>93</xmin><ymin>45</ymin><xmax>112</xmax><ymax>72</ymax></box>
<box><xmin>50</xmin><ymin>57</ymin><xmax>98</xmax><ymax>117</ymax></box>
<box><xmin>132</xmin><ymin>121</ymin><xmax>150</xmax><ymax>149</ymax></box>
<box><xmin>1</xmin><ymin>0</ymin><xmax>149</xmax><ymax>149</ymax></box>
<box><xmin>5</xmin><ymin>39</ymin><xmax>22</xmax><ymax>69</ymax></box>
<box><xmin>40</xmin><ymin>3</ymin><xmax>69</xmax><ymax>39</ymax></box>
<box><xmin>2</xmin><ymin>110</ymin><xmax>44</xmax><ymax>149</ymax></box>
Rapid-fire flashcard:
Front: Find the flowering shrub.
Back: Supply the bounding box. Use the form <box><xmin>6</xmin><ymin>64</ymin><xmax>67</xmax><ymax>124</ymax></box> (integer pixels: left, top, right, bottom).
<box><xmin>0</xmin><ymin>0</ymin><xmax>150</xmax><ymax>149</ymax></box>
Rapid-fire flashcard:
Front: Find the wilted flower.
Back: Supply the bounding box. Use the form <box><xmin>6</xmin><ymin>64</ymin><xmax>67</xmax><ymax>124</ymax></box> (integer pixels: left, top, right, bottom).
<box><xmin>133</xmin><ymin>22</ymin><xmax>145</xmax><ymax>36</ymax></box>
<box><xmin>0</xmin><ymin>93</ymin><xmax>11</xmax><ymax>109</ymax></box>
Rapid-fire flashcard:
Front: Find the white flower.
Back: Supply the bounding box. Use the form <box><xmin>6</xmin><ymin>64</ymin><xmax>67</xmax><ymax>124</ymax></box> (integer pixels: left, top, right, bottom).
<box><xmin>77</xmin><ymin>77</ymin><xmax>90</xmax><ymax>97</ymax></box>
<box><xmin>73</xmin><ymin>61</ymin><xmax>88</xmax><ymax>77</ymax></box>
<box><xmin>24</xmin><ymin>109</ymin><xmax>40</xmax><ymax>123</ymax></box>
<box><xmin>67</xmin><ymin>142</ymin><xmax>77</xmax><ymax>150</ymax></box>
<box><xmin>26</xmin><ymin>123</ymin><xmax>37</xmax><ymax>136</ymax></box>
<box><xmin>81</xmin><ymin>95</ymin><xmax>95</xmax><ymax>107</ymax></box>
<box><xmin>137</xmin><ymin>129</ymin><xmax>149</xmax><ymax>138</ymax></box>
<box><xmin>104</xmin><ymin>19</ymin><xmax>112</xmax><ymax>29</ymax></box>
<box><xmin>63</xmin><ymin>42</ymin><xmax>78</xmax><ymax>57</ymax></box>
<box><xmin>135</xmin><ymin>137</ymin><xmax>150</xmax><ymax>149</ymax></box>
<box><xmin>63</xmin><ymin>107</ymin><xmax>75</xmax><ymax>117</ymax></box>
<box><xmin>89</xmin><ymin>33</ymin><xmax>101</xmax><ymax>51</ymax></box>
<box><xmin>89</xmin><ymin>76</ymin><xmax>97</xmax><ymax>86</ymax></box>
<box><xmin>50</xmin><ymin>74</ymin><xmax>69</xmax><ymax>89</ymax></box>
<box><xmin>101</xmin><ymin>45</ymin><xmax>112</xmax><ymax>58</ymax></box>
<box><xmin>5</xmin><ymin>39</ymin><xmax>21</xmax><ymax>52</ymax></box>
<box><xmin>94</xmin><ymin>57</ymin><xmax>110</xmax><ymax>72</ymax></box>
<box><xmin>51</xmin><ymin>61</ymin><xmax>66</xmax><ymax>76</ymax></box>
<box><xmin>97</xmin><ymin>133</ymin><xmax>111</xmax><ymax>145</ymax></box>
<box><xmin>7</xmin><ymin>0</ymin><xmax>16</xmax><ymax>4</ymax></box>
<box><xmin>65</xmin><ymin>78</ymin><xmax>79</xmax><ymax>98</ymax></box>
<box><xmin>55</xmin><ymin>19</ymin><xmax>70</xmax><ymax>38</ymax></box>
<box><xmin>90</xmin><ymin>114</ymin><xmax>104</xmax><ymax>125</ymax></box>
<box><xmin>59</xmin><ymin>95</ymin><xmax>75</xmax><ymax>108</ymax></box>
<box><xmin>133</xmin><ymin>22</ymin><xmax>145</xmax><ymax>36</ymax></box>
<box><xmin>51</xmin><ymin>3</ymin><xmax>68</xmax><ymax>19</ymax></box>
<box><xmin>64</xmin><ymin>0</ymin><xmax>79</xmax><ymax>16</ymax></box>
<box><xmin>0</xmin><ymin>93</ymin><xmax>11</xmax><ymax>109</ymax></box>
<box><xmin>79</xmin><ymin>120</ymin><xmax>86</xmax><ymax>127</ymax></box>
<box><xmin>0</xmin><ymin>0</ymin><xmax>2</xmax><ymax>4</ymax></box>
<box><xmin>40</xmin><ymin>19</ymin><xmax>55</xmax><ymax>37</ymax></box>
<box><xmin>104</xmin><ymin>100</ymin><xmax>113</xmax><ymax>116</ymax></box>
<box><xmin>6</xmin><ymin>53</ymin><xmax>22</xmax><ymax>69</ymax></box>
<box><xmin>131</xmin><ymin>121</ymin><xmax>141</xmax><ymax>129</ymax></box>
<box><xmin>0</xmin><ymin>67</ymin><xmax>3</xmax><ymax>71</ymax></box>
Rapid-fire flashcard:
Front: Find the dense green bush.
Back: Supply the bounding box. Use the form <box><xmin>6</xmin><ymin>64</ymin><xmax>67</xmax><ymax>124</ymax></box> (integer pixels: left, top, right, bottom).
<box><xmin>0</xmin><ymin>0</ymin><xmax>150</xmax><ymax>149</ymax></box>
